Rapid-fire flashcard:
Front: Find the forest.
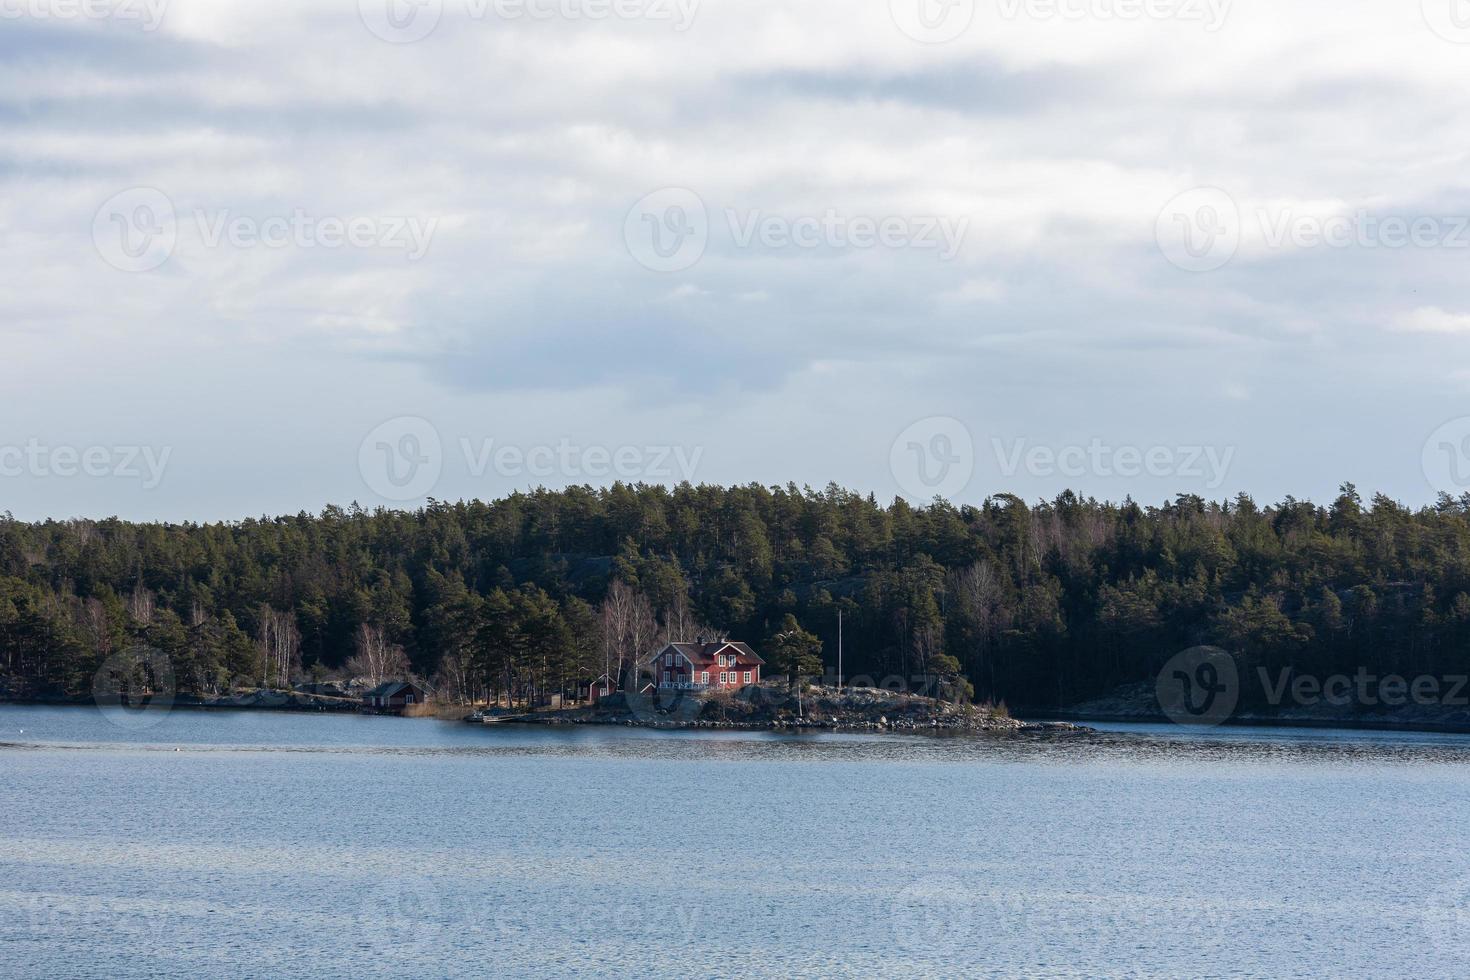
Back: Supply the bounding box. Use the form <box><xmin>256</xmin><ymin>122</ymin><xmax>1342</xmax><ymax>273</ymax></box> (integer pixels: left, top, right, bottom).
<box><xmin>3</xmin><ymin>482</ymin><xmax>1470</xmax><ymax>711</ymax></box>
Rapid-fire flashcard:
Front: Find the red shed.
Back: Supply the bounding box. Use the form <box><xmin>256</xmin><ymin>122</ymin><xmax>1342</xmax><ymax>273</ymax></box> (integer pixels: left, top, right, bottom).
<box><xmin>361</xmin><ymin>680</ymin><xmax>428</xmax><ymax>713</ymax></box>
<box><xmin>587</xmin><ymin>674</ymin><xmax>617</xmax><ymax>704</ymax></box>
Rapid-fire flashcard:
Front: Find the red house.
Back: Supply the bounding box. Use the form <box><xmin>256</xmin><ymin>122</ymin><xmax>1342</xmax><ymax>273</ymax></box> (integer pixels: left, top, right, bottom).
<box><xmin>642</xmin><ymin>639</ymin><xmax>764</xmax><ymax>692</ymax></box>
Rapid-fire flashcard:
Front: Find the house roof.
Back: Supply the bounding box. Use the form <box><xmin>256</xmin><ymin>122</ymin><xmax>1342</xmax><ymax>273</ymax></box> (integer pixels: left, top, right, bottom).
<box><xmin>364</xmin><ymin>681</ymin><xmax>419</xmax><ymax>698</ymax></box>
<box><xmin>649</xmin><ymin>641</ymin><xmax>765</xmax><ymax>667</ymax></box>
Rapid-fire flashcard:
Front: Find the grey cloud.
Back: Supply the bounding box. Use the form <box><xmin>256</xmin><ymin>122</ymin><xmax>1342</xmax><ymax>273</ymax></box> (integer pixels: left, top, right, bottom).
<box><xmin>743</xmin><ymin>60</ymin><xmax>1105</xmax><ymax>114</ymax></box>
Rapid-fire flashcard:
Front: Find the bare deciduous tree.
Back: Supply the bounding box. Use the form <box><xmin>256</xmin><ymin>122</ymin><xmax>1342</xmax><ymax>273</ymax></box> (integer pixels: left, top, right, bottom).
<box><xmin>77</xmin><ymin>597</ymin><xmax>113</xmax><ymax>660</ymax></box>
<box><xmin>948</xmin><ymin>560</ymin><xmax>1009</xmax><ymax>700</ymax></box>
<box><xmin>256</xmin><ymin>605</ymin><xmax>301</xmax><ymax>689</ymax></box>
<box><xmin>129</xmin><ymin>585</ymin><xmax>155</xmax><ymax>626</ymax></box>
<box><xmin>432</xmin><ymin>648</ymin><xmax>473</xmax><ymax>706</ymax></box>
<box><xmin>660</xmin><ymin>592</ymin><xmax>718</xmax><ymax>647</ymax></box>
<box><xmin>347</xmin><ymin>622</ymin><xmax>408</xmax><ymax>689</ymax></box>
<box><xmin>911</xmin><ymin>623</ymin><xmax>942</xmax><ymax>692</ymax></box>
<box><xmin>601</xmin><ymin>579</ymin><xmax>658</xmax><ymax>689</ymax></box>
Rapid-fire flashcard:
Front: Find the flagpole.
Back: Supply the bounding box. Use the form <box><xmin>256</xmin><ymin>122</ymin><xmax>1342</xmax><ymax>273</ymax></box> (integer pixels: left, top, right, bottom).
<box><xmin>838</xmin><ymin>608</ymin><xmax>843</xmax><ymax>691</ymax></box>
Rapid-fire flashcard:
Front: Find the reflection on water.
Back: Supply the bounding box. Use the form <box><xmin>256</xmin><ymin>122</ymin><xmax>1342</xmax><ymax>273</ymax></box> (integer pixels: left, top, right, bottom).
<box><xmin>4</xmin><ymin>705</ymin><xmax>1470</xmax><ymax>978</ymax></box>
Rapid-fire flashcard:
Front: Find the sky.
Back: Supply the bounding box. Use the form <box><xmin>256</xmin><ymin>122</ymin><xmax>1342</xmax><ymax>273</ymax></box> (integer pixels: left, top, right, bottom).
<box><xmin>4</xmin><ymin>0</ymin><xmax>1470</xmax><ymax>522</ymax></box>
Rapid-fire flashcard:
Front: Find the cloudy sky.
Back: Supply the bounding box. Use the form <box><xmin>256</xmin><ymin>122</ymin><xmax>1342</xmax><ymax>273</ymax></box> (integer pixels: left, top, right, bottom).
<box><xmin>4</xmin><ymin>0</ymin><xmax>1470</xmax><ymax>521</ymax></box>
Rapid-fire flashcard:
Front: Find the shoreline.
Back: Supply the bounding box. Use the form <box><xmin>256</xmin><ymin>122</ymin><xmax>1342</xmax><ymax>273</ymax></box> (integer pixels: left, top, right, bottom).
<box><xmin>0</xmin><ymin>693</ymin><xmax>360</xmax><ymax>714</ymax></box>
<box><xmin>467</xmin><ymin>684</ymin><xmax>1093</xmax><ymax>737</ymax></box>
<box><xmin>0</xmin><ymin>692</ymin><xmax>1086</xmax><ymax>736</ymax></box>
<box><xmin>1023</xmin><ymin>708</ymin><xmax>1470</xmax><ymax>737</ymax></box>
<box><xmin>483</xmin><ymin>710</ymin><xmax>1089</xmax><ymax>736</ymax></box>
<box><xmin>12</xmin><ymin>695</ymin><xmax>1470</xmax><ymax>738</ymax></box>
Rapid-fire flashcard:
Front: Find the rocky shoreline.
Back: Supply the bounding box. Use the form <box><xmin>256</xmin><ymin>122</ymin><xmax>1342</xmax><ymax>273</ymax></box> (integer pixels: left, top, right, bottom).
<box><xmin>4</xmin><ymin>690</ymin><xmax>360</xmax><ymax>712</ymax></box>
<box><xmin>6</xmin><ymin>684</ymin><xmax>1088</xmax><ymax>735</ymax></box>
<box><xmin>473</xmin><ymin>683</ymin><xmax>1092</xmax><ymax>736</ymax></box>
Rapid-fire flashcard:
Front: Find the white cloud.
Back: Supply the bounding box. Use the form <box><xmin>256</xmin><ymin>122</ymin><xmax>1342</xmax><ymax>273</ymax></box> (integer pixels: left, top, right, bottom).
<box><xmin>942</xmin><ymin>278</ymin><xmax>1006</xmax><ymax>304</ymax></box>
<box><xmin>1393</xmin><ymin>307</ymin><xmax>1470</xmax><ymax>335</ymax></box>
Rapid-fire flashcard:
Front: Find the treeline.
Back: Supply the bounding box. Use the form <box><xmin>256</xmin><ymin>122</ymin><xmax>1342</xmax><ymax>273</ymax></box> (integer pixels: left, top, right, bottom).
<box><xmin>3</xmin><ymin>483</ymin><xmax>1470</xmax><ymax>709</ymax></box>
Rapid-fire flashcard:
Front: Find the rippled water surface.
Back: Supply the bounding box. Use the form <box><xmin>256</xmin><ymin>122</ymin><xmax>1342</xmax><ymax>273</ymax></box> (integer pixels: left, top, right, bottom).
<box><xmin>4</xmin><ymin>706</ymin><xmax>1470</xmax><ymax>978</ymax></box>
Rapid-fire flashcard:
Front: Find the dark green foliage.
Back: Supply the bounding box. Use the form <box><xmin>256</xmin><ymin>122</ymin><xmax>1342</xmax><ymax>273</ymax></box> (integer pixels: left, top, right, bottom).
<box><xmin>768</xmin><ymin>613</ymin><xmax>824</xmax><ymax>681</ymax></box>
<box><xmin>2</xmin><ymin>482</ymin><xmax>1470</xmax><ymax>708</ymax></box>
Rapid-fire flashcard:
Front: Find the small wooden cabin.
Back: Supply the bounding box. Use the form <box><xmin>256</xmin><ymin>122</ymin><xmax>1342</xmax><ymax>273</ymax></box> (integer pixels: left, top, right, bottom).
<box><xmin>362</xmin><ymin>681</ymin><xmax>428</xmax><ymax>714</ymax></box>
